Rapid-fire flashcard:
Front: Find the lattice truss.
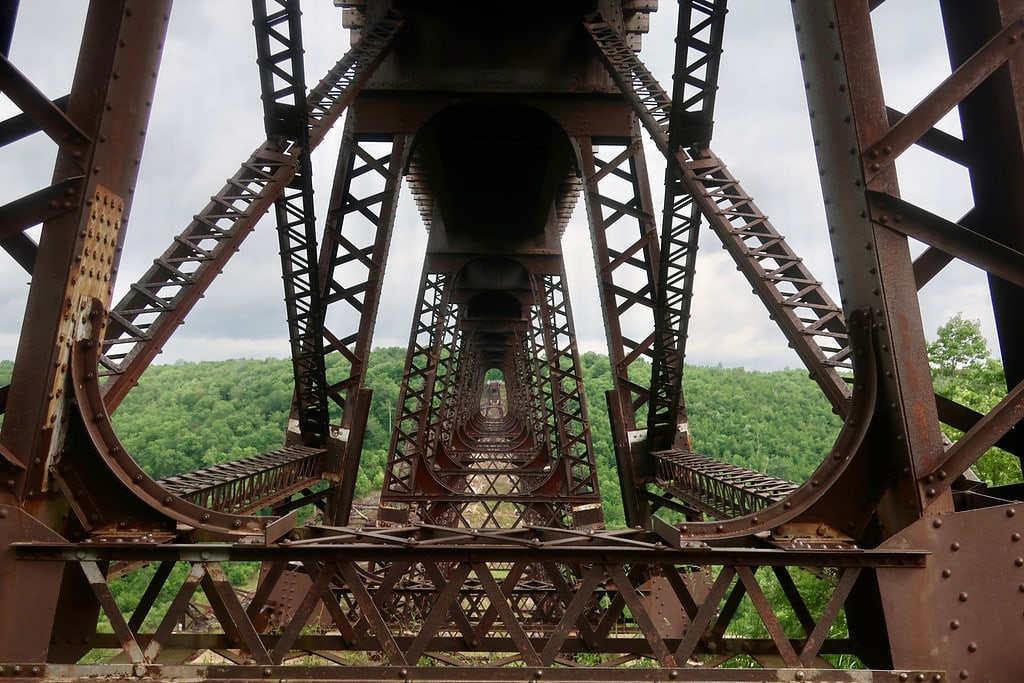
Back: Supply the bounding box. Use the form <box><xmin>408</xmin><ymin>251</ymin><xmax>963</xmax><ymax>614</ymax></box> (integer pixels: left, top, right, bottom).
<box><xmin>377</xmin><ymin>266</ymin><xmax>604</xmax><ymax>531</ymax></box>
<box><xmin>1</xmin><ymin>0</ymin><xmax>1024</xmax><ymax>680</ymax></box>
<box><xmin>21</xmin><ymin>527</ymin><xmax>922</xmax><ymax>672</ymax></box>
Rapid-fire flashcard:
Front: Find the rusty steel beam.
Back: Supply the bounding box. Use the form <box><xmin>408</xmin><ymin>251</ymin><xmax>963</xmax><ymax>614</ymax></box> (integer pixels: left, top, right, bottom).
<box><xmin>868</xmin><ymin>191</ymin><xmax>1024</xmax><ymax>290</ymax></box>
<box><xmin>0</xmin><ymin>94</ymin><xmax>71</xmax><ymax>149</ymax></box>
<box><xmin>0</xmin><ymin>230</ymin><xmax>36</xmax><ymax>272</ymax></box>
<box><xmin>0</xmin><ymin>176</ymin><xmax>84</xmax><ymax>240</ymax></box>
<box><xmin>791</xmin><ymin>1</ymin><xmax>1024</xmax><ymax>675</ymax></box>
<box><xmin>586</xmin><ymin>17</ymin><xmax>854</xmax><ymax>418</ymax></box>
<box><xmin>317</xmin><ymin>131</ymin><xmax>405</xmax><ymax>423</ymax></box>
<box><xmin>316</xmin><ymin>130</ymin><xmax>407</xmax><ymax>522</ymax></box>
<box><xmin>252</xmin><ymin>0</ymin><xmax>330</xmax><ymax>447</ymax></box>
<box><xmin>862</xmin><ymin>7</ymin><xmax>1024</xmax><ymax>182</ymax></box>
<box><xmin>10</xmin><ymin>525</ymin><xmax>926</xmax><ymax>675</ymax></box>
<box><xmin>534</xmin><ymin>270</ymin><xmax>605</xmax><ymax>528</ymax></box>
<box><xmin>653</xmin><ymin>450</ymin><xmax>798</xmax><ymax>521</ymax></box>
<box><xmin>668</xmin><ymin>0</ymin><xmax>728</xmax><ymax>150</ymax></box>
<box><xmin>644</xmin><ymin>0</ymin><xmax>727</xmax><ymax>459</ymax></box>
<box><xmin>377</xmin><ymin>270</ymin><xmax>452</xmax><ymax>525</ymax></box>
<box><xmin>0</xmin><ymin>0</ymin><xmax>169</xmax><ymax>492</ymax></box>
<box><xmin>57</xmin><ymin>308</ymin><xmax>295</xmax><ymax>542</ymax></box>
<box><xmin>158</xmin><ymin>446</ymin><xmax>326</xmax><ymax>515</ymax></box>
<box><xmin>99</xmin><ymin>13</ymin><xmax>404</xmax><ymax>410</ymax></box>
<box><xmin>794</xmin><ymin>0</ymin><xmax>948</xmax><ymax>525</ymax></box>
<box><xmin>0</xmin><ymin>54</ymin><xmax>90</xmax><ymax>158</ymax></box>
<box><xmin>578</xmin><ymin>133</ymin><xmax>660</xmax><ymax>431</ymax></box>
<box><xmin>6</xmin><ymin>2</ymin><xmax>1024</xmax><ymax>679</ymax></box>
<box><xmin>0</xmin><ymin>0</ymin><xmax>172</xmax><ymax>664</ymax></box>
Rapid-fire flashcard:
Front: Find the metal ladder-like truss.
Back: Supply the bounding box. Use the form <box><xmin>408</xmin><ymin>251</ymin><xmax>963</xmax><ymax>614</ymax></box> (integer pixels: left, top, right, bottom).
<box><xmin>378</xmin><ymin>267</ymin><xmax>604</xmax><ymax>531</ymax></box>
<box><xmin>4</xmin><ymin>1</ymin><xmax>1024</xmax><ymax>679</ymax></box>
<box><xmin>98</xmin><ymin>10</ymin><xmax>405</xmax><ymax>412</ymax></box>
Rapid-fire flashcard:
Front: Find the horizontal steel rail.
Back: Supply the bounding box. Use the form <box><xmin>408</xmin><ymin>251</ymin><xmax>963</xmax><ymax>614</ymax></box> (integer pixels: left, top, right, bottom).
<box><xmin>653</xmin><ymin>450</ymin><xmax>799</xmax><ymax>520</ymax></box>
<box><xmin>13</xmin><ymin>525</ymin><xmax>926</xmax><ymax>674</ymax></box>
<box><xmin>158</xmin><ymin>446</ymin><xmax>326</xmax><ymax>515</ymax></box>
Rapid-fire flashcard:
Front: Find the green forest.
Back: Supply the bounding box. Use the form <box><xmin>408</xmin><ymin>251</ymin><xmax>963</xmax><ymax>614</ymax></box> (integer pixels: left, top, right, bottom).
<box><xmin>0</xmin><ymin>313</ymin><xmax>1015</xmax><ymax>528</ymax></box>
<box><xmin>104</xmin><ymin>350</ymin><xmax>846</xmax><ymax>529</ymax></box>
<box><xmin>0</xmin><ymin>314</ymin><xmax>1016</xmax><ymax>665</ymax></box>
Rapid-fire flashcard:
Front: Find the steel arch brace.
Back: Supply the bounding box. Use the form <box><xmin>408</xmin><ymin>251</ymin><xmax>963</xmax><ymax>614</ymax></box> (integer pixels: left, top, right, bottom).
<box><xmin>58</xmin><ymin>300</ymin><xmax>296</xmax><ymax>543</ymax></box>
<box><xmin>585</xmin><ymin>16</ymin><xmax>854</xmax><ymax>421</ymax></box>
<box><xmin>99</xmin><ymin>12</ymin><xmax>404</xmax><ymax>410</ymax></box>
<box><xmin>650</xmin><ymin>307</ymin><xmax>878</xmax><ymax>544</ymax></box>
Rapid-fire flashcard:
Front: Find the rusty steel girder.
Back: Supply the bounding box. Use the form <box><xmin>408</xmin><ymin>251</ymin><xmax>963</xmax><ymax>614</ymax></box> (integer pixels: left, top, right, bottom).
<box><xmin>2</xmin><ymin>0</ymin><xmax>1024</xmax><ymax>680</ymax></box>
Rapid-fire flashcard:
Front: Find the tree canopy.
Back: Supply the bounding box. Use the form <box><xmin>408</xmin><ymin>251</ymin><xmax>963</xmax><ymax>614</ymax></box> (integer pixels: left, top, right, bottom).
<box><xmin>1</xmin><ymin>311</ymin><xmax>1016</xmax><ymax>506</ymax></box>
<box><xmin>926</xmin><ymin>313</ymin><xmax>1019</xmax><ymax>487</ymax></box>
<box><xmin>928</xmin><ymin>312</ymin><xmax>991</xmax><ymax>379</ymax></box>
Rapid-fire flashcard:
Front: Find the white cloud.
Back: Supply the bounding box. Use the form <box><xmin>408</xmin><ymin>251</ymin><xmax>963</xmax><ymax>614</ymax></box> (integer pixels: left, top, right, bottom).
<box><xmin>1</xmin><ymin>1</ymin><xmax>994</xmax><ymax>372</ymax></box>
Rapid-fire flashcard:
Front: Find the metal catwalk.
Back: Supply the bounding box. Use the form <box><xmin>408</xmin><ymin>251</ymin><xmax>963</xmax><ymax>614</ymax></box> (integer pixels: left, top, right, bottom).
<box><xmin>0</xmin><ymin>1</ymin><xmax>1022</xmax><ymax>680</ymax></box>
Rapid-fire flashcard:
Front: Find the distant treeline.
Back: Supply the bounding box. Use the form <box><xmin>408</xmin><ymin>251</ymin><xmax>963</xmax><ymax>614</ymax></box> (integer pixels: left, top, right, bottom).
<box><xmin>0</xmin><ymin>323</ymin><xmax>1013</xmax><ymax>530</ymax></box>
<box><xmin>103</xmin><ymin>350</ymin><xmax>843</xmax><ymax>529</ymax></box>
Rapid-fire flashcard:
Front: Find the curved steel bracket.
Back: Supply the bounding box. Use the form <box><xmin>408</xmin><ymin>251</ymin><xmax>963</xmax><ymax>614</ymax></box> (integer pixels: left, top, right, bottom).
<box><xmin>654</xmin><ymin>308</ymin><xmax>878</xmax><ymax>543</ymax></box>
<box><xmin>63</xmin><ymin>298</ymin><xmax>294</xmax><ymax>543</ymax></box>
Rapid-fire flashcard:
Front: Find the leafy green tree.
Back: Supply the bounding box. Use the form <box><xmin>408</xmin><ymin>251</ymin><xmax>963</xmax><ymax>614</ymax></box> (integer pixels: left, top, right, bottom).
<box><xmin>928</xmin><ymin>313</ymin><xmax>990</xmax><ymax>379</ymax></box>
<box><xmin>926</xmin><ymin>313</ymin><xmax>1020</xmax><ymax>487</ymax></box>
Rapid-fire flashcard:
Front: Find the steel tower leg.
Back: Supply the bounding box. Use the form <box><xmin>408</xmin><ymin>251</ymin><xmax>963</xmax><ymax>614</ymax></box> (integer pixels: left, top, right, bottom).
<box><xmin>578</xmin><ymin>131</ymin><xmax>662</xmax><ymax>528</ymax></box>
<box><xmin>316</xmin><ymin>128</ymin><xmax>407</xmax><ymax>524</ymax></box>
<box><xmin>0</xmin><ymin>1</ymin><xmax>171</xmax><ymax>662</ymax></box>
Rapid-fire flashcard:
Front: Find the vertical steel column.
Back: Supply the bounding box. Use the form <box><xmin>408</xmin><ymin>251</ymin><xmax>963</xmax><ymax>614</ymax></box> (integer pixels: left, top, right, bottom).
<box><xmin>646</xmin><ymin>0</ymin><xmax>727</xmax><ymax>455</ymax></box>
<box><xmin>2</xmin><ymin>0</ymin><xmax>169</xmax><ymax>497</ymax></box>
<box><xmin>252</xmin><ymin>0</ymin><xmax>330</xmax><ymax>447</ymax></box>
<box><xmin>645</xmin><ymin>166</ymin><xmax>699</xmax><ymax>454</ymax></box>
<box><xmin>317</xmin><ymin>129</ymin><xmax>407</xmax><ymax>428</ymax></box>
<box><xmin>424</xmin><ymin>303</ymin><xmax>461</xmax><ymax>468</ymax></box>
<box><xmin>579</xmin><ymin>132</ymin><xmax>661</xmax><ymax>430</ymax></box>
<box><xmin>377</xmin><ymin>271</ymin><xmax>452</xmax><ymax>526</ymax></box>
<box><xmin>578</xmin><ymin>132</ymin><xmax>661</xmax><ymax>528</ymax></box>
<box><xmin>442</xmin><ymin>332</ymin><xmax>471</xmax><ymax>454</ymax></box>
<box><xmin>515</xmin><ymin>321</ymin><xmax>548</xmax><ymax>454</ymax></box>
<box><xmin>792</xmin><ymin>4</ymin><xmax>951</xmax><ymax>670</ymax></box>
<box><xmin>792</xmin><ymin>1</ymin><xmax>948</xmax><ymax>535</ymax></box>
<box><xmin>534</xmin><ymin>270</ymin><xmax>605</xmax><ymax>529</ymax></box>
<box><xmin>316</xmin><ymin>128</ymin><xmax>406</xmax><ymax>524</ymax></box>
<box><xmin>0</xmin><ymin>0</ymin><xmax>171</xmax><ymax>662</ymax></box>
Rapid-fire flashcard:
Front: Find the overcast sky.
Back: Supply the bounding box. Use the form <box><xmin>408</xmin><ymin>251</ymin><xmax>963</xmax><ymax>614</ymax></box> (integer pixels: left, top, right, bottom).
<box><xmin>1</xmin><ymin>2</ymin><xmax>993</xmax><ymax>371</ymax></box>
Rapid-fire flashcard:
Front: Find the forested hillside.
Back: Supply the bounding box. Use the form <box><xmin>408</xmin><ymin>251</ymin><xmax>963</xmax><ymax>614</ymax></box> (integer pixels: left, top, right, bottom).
<box><xmin>100</xmin><ymin>350</ymin><xmax>842</xmax><ymax>528</ymax></box>
<box><xmin>1</xmin><ymin>314</ymin><xmax>1014</xmax><ymax>529</ymax></box>
<box><xmin>0</xmin><ymin>319</ymin><xmax>1013</xmax><ymax>661</ymax></box>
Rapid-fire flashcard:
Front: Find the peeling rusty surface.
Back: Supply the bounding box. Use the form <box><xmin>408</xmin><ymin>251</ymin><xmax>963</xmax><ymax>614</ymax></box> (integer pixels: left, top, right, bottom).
<box><xmin>879</xmin><ymin>504</ymin><xmax>1024</xmax><ymax>680</ymax></box>
<box><xmin>1</xmin><ymin>0</ymin><xmax>1024</xmax><ymax>678</ymax></box>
